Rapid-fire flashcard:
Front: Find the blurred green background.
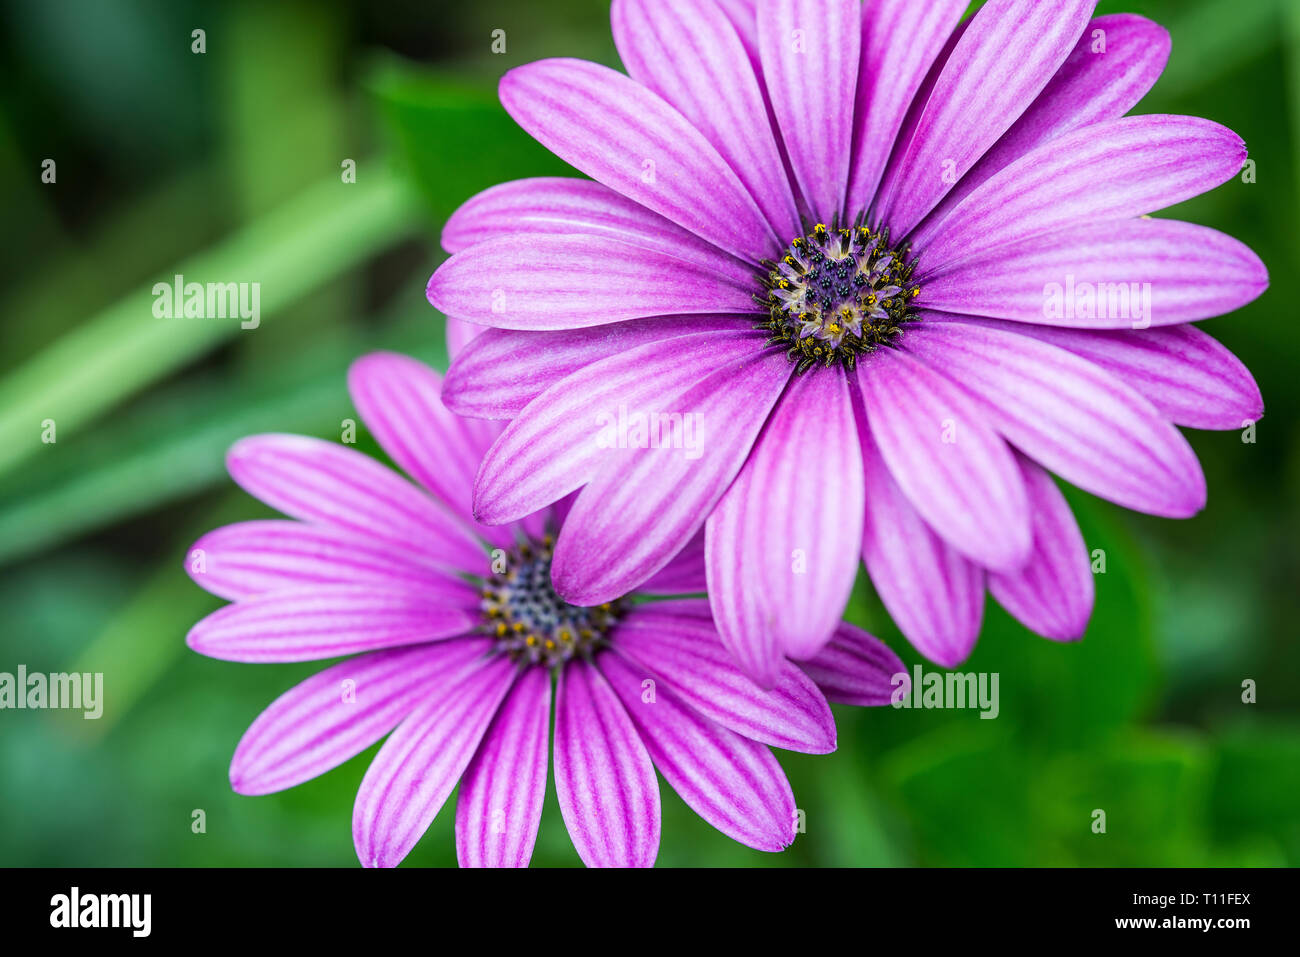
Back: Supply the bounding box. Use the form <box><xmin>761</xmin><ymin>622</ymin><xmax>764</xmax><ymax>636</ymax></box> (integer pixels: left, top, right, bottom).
<box><xmin>1</xmin><ymin>0</ymin><xmax>1297</xmax><ymax>867</ymax></box>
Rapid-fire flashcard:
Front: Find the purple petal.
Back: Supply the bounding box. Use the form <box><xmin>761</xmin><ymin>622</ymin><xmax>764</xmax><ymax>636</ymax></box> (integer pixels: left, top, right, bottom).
<box><xmin>707</xmin><ymin>367</ymin><xmax>863</xmax><ymax>679</ymax></box>
<box><xmin>797</xmin><ymin>622</ymin><xmax>908</xmax><ymax>707</ymax></box>
<box><xmin>446</xmin><ymin>317</ymin><xmax>482</xmax><ymax>361</ymax></box>
<box><xmin>913</xmin><ymin>115</ymin><xmax>1248</xmax><ymax>271</ymax></box>
<box><xmin>844</xmin><ymin>0</ymin><xmax>967</xmax><ymax>218</ymax></box>
<box><xmin>230</xmin><ymin>641</ymin><xmax>489</xmax><ymax>795</ymax></box>
<box><xmin>426</xmin><ymin>233</ymin><xmax>756</xmax><ymax>331</ymax></box>
<box><xmin>874</xmin><ymin>0</ymin><xmax>1096</xmax><ymax>236</ymax></box>
<box><xmin>901</xmin><ymin>319</ymin><xmax>1207</xmax><ymax>517</ymax></box>
<box><xmin>757</xmin><ymin>0</ymin><xmax>860</xmax><ymax>219</ymax></box>
<box><xmin>946</xmin><ymin>318</ymin><xmax>1263</xmax><ymax>430</ymax></box>
<box><xmin>639</xmin><ymin>528</ymin><xmax>706</xmax><ymax>595</ymax></box>
<box><xmin>988</xmin><ymin>455</ymin><xmax>1095</xmax><ymax>640</ymax></box>
<box><xmin>612</xmin><ymin>0</ymin><xmax>799</xmax><ymax>239</ymax></box>
<box><xmin>922</xmin><ymin>13</ymin><xmax>1171</xmax><ymax>229</ymax></box>
<box><xmin>498</xmin><ymin>58</ymin><xmax>778</xmax><ymax>261</ymax></box>
<box><xmin>226</xmin><ymin>434</ymin><xmax>486</xmax><ymax>574</ymax></box>
<box><xmin>858</xmin><ymin>424</ymin><xmax>985</xmax><ymax>668</ymax></box>
<box><xmin>598</xmin><ymin>650</ymin><xmax>797</xmax><ymax>852</ymax></box>
<box><xmin>352</xmin><ymin>652</ymin><xmax>516</xmax><ymax>868</ymax></box>
<box><xmin>919</xmin><ymin>219</ymin><xmax>1268</xmax><ymax>327</ymax></box>
<box><xmin>185</xmin><ymin>520</ymin><xmax>476</xmax><ymax>603</ymax></box>
<box><xmin>611</xmin><ymin>600</ymin><xmax>836</xmax><ymax>753</ymax></box>
<box><xmin>440</xmin><ymin>177</ymin><xmax>746</xmax><ymax>271</ymax></box>
<box><xmin>858</xmin><ymin>347</ymin><xmax>1031</xmax><ymax>570</ymax></box>
<box><xmin>714</xmin><ymin>0</ymin><xmax>759</xmax><ymax>63</ymax></box>
<box><xmin>473</xmin><ymin>329</ymin><xmax>758</xmax><ymax>525</ymax></box>
<box><xmin>551</xmin><ymin>346</ymin><xmax>791</xmax><ymax>604</ymax></box>
<box><xmin>349</xmin><ymin>352</ymin><xmax>511</xmax><ymax>548</ymax></box>
<box><xmin>455</xmin><ymin>665</ymin><xmax>551</xmax><ymax>868</ymax></box>
<box><xmin>186</xmin><ymin>585</ymin><xmax>479</xmax><ymax>663</ymax></box>
<box><xmin>443</xmin><ymin>316</ymin><xmax>744</xmax><ymax>421</ymax></box>
<box><xmin>554</xmin><ymin>658</ymin><xmax>660</xmax><ymax>868</ymax></box>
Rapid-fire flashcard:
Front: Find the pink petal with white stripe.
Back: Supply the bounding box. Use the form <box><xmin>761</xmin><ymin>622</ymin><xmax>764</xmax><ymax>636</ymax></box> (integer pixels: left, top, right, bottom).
<box><xmin>426</xmin><ymin>233</ymin><xmax>756</xmax><ymax>331</ymax></box>
<box><xmin>230</xmin><ymin>641</ymin><xmax>489</xmax><ymax>795</ymax></box>
<box><xmin>455</xmin><ymin>665</ymin><xmax>551</xmax><ymax>868</ymax></box>
<box><xmin>612</xmin><ymin>600</ymin><xmax>835</xmax><ymax>753</ymax></box>
<box><xmin>599</xmin><ymin>650</ymin><xmax>797</xmax><ymax>852</ymax></box>
<box><xmin>797</xmin><ymin>622</ymin><xmax>908</xmax><ymax>707</ymax></box>
<box><xmin>902</xmin><ymin>319</ymin><xmax>1206</xmax><ymax>518</ymax></box>
<box><xmin>349</xmin><ymin>352</ymin><xmax>510</xmax><ymax>548</ymax></box>
<box><xmin>859</xmin><ymin>347</ymin><xmax>1031</xmax><ymax>570</ymax></box>
<box><xmin>919</xmin><ymin>219</ymin><xmax>1268</xmax><ymax>327</ymax></box>
<box><xmin>923</xmin><ymin>14</ymin><xmax>1171</xmax><ymax>228</ymax></box>
<box><xmin>845</xmin><ymin>0</ymin><xmax>967</xmax><ymax>218</ymax></box>
<box><xmin>874</xmin><ymin>0</ymin><xmax>1096</xmax><ymax>236</ymax></box>
<box><xmin>226</xmin><ymin>434</ymin><xmax>486</xmax><ymax>574</ymax></box>
<box><xmin>613</xmin><ymin>0</ymin><xmax>799</xmax><ymax>238</ymax></box>
<box><xmin>186</xmin><ymin>520</ymin><xmax>476</xmax><ymax>603</ymax></box>
<box><xmin>858</xmin><ymin>424</ymin><xmax>985</xmax><ymax>667</ymax></box>
<box><xmin>988</xmin><ymin>455</ymin><xmax>1095</xmax><ymax>640</ymax></box>
<box><xmin>913</xmin><ymin>114</ymin><xmax>1247</xmax><ymax>271</ymax></box>
<box><xmin>757</xmin><ymin>0</ymin><xmax>861</xmax><ymax>219</ymax></box>
<box><xmin>498</xmin><ymin>58</ymin><xmax>778</xmax><ymax>261</ymax></box>
<box><xmin>552</xmin><ymin>346</ymin><xmax>792</xmax><ymax>605</ymax></box>
<box><xmin>936</xmin><ymin>317</ymin><xmax>1263</xmax><ymax>430</ymax></box>
<box><xmin>186</xmin><ymin>584</ymin><xmax>479</xmax><ymax>663</ymax></box>
<box><xmin>473</xmin><ymin>329</ymin><xmax>758</xmax><ymax>525</ymax></box>
<box><xmin>352</xmin><ymin>652</ymin><xmax>516</xmax><ymax>868</ymax></box>
<box><xmin>707</xmin><ymin>366</ymin><xmax>863</xmax><ymax>679</ymax></box>
<box><xmin>443</xmin><ymin>316</ymin><xmax>744</xmax><ymax>421</ymax></box>
<box><xmin>554</xmin><ymin>659</ymin><xmax>660</xmax><ymax>868</ymax></box>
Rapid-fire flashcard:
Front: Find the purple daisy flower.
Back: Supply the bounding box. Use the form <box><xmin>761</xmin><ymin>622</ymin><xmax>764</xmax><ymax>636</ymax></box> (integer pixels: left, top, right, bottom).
<box><xmin>184</xmin><ymin>334</ymin><xmax>902</xmax><ymax>868</ymax></box>
<box><xmin>426</xmin><ymin>0</ymin><xmax>1267</xmax><ymax>682</ymax></box>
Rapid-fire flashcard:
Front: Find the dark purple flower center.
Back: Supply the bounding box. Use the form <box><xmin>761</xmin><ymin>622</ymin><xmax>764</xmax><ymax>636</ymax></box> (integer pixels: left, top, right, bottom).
<box><xmin>756</xmin><ymin>222</ymin><xmax>922</xmax><ymax>373</ymax></box>
<box><xmin>479</xmin><ymin>536</ymin><xmax>625</xmax><ymax>668</ymax></box>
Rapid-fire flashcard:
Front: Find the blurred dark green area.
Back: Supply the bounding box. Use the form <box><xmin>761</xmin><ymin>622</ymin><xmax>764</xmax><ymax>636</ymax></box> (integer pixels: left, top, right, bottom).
<box><xmin>0</xmin><ymin>0</ymin><xmax>1296</xmax><ymax>867</ymax></box>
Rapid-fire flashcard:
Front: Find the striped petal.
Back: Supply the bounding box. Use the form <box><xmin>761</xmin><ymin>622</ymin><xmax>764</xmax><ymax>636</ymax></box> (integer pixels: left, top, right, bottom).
<box><xmin>348</xmin><ymin>352</ymin><xmax>510</xmax><ymax>547</ymax></box>
<box><xmin>186</xmin><ymin>585</ymin><xmax>479</xmax><ymax>663</ymax></box>
<box><xmin>988</xmin><ymin>455</ymin><xmax>1095</xmax><ymax>640</ymax></box>
<box><xmin>859</xmin><ymin>424</ymin><xmax>985</xmax><ymax>667</ymax></box>
<box><xmin>874</xmin><ymin>0</ymin><xmax>1096</xmax><ymax>236</ymax></box>
<box><xmin>913</xmin><ymin>114</ymin><xmax>1248</xmax><ymax>271</ymax></box>
<box><xmin>455</xmin><ymin>666</ymin><xmax>551</xmax><ymax>868</ymax></box>
<box><xmin>443</xmin><ymin>316</ymin><xmax>743</xmax><ymax>420</ymax></box>
<box><xmin>441</xmin><ymin>177</ymin><xmax>740</xmax><ymax>268</ymax></box>
<box><xmin>230</xmin><ymin>641</ymin><xmax>488</xmax><ymax>795</ymax></box>
<box><xmin>639</xmin><ymin>528</ymin><xmax>707</xmax><ymax>595</ymax></box>
<box><xmin>426</xmin><ymin>233</ymin><xmax>756</xmax><ymax>331</ymax></box>
<box><xmin>613</xmin><ymin>0</ymin><xmax>799</xmax><ymax>238</ymax></box>
<box><xmin>797</xmin><ymin>622</ymin><xmax>908</xmax><ymax>707</ymax></box>
<box><xmin>551</xmin><ymin>346</ymin><xmax>791</xmax><ymax>605</ymax></box>
<box><xmin>706</xmin><ymin>367</ymin><xmax>863</xmax><ymax>682</ymax></box>
<box><xmin>612</xmin><ymin>600</ymin><xmax>836</xmax><ymax>753</ymax></box>
<box><xmin>599</xmin><ymin>650</ymin><xmax>797</xmax><ymax>852</ymax></box>
<box><xmin>352</xmin><ymin>651</ymin><xmax>515</xmax><ymax>868</ymax></box>
<box><xmin>473</xmin><ymin>329</ymin><xmax>757</xmax><ymax>525</ymax></box>
<box><xmin>498</xmin><ymin>58</ymin><xmax>778</xmax><ymax>261</ymax></box>
<box><xmin>757</xmin><ymin>0</ymin><xmax>861</xmax><ymax>219</ymax></box>
<box><xmin>186</xmin><ymin>520</ymin><xmax>476</xmax><ymax>603</ymax></box>
<box><xmin>226</xmin><ymin>434</ymin><xmax>485</xmax><ymax>573</ymax></box>
<box><xmin>554</xmin><ymin>659</ymin><xmax>660</xmax><ymax>868</ymax></box>
<box><xmin>919</xmin><ymin>219</ymin><xmax>1268</xmax><ymax>328</ymax></box>
<box><xmin>946</xmin><ymin>318</ymin><xmax>1263</xmax><ymax>430</ymax></box>
<box><xmin>858</xmin><ymin>347</ymin><xmax>1031</xmax><ymax>570</ymax></box>
<box><xmin>901</xmin><ymin>319</ymin><xmax>1206</xmax><ymax>517</ymax></box>
<box><xmin>923</xmin><ymin>13</ymin><xmax>1171</xmax><ymax>229</ymax></box>
<box><xmin>844</xmin><ymin>0</ymin><xmax>967</xmax><ymax>218</ymax></box>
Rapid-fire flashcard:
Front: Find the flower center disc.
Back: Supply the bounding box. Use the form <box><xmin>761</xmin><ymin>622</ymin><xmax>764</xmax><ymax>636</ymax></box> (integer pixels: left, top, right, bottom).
<box><xmin>480</xmin><ymin>536</ymin><xmax>624</xmax><ymax>668</ymax></box>
<box><xmin>756</xmin><ymin>223</ymin><xmax>922</xmax><ymax>373</ymax></box>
